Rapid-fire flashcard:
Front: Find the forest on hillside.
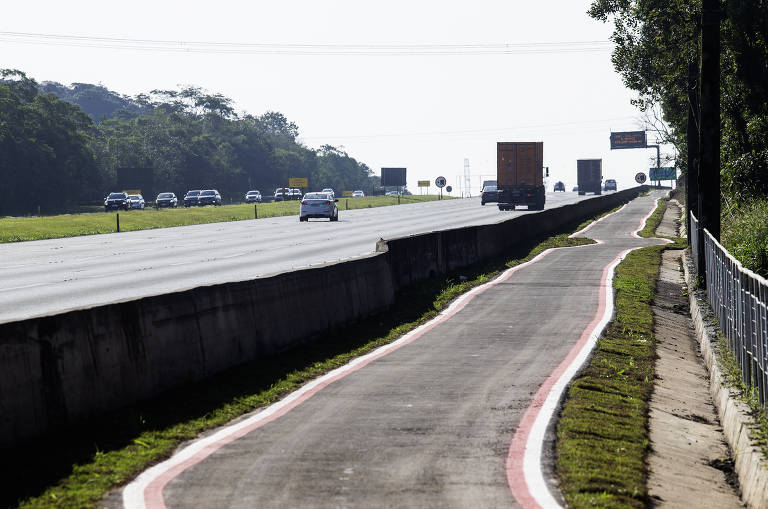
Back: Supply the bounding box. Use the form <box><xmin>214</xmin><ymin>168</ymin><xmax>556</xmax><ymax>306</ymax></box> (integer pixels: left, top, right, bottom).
<box><xmin>0</xmin><ymin>69</ymin><xmax>378</xmax><ymax>216</ymax></box>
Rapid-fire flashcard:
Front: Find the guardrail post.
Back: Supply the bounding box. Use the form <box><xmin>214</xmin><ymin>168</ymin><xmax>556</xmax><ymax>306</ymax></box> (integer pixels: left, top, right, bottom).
<box><xmin>254</xmin><ymin>204</ymin><xmax>258</xmax><ymax>219</ymax></box>
<box><xmin>116</xmin><ymin>212</ymin><xmax>120</xmax><ymax>232</ymax></box>
<box><xmin>346</xmin><ymin>199</ymin><xmax>349</xmax><ymax>210</ymax></box>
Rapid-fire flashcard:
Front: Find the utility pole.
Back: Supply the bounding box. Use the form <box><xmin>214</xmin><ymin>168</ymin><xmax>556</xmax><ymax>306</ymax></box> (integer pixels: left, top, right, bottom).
<box><xmin>698</xmin><ymin>0</ymin><xmax>721</xmax><ymax>260</ymax></box>
<box><xmin>687</xmin><ymin>57</ymin><xmax>700</xmax><ymax>248</ymax></box>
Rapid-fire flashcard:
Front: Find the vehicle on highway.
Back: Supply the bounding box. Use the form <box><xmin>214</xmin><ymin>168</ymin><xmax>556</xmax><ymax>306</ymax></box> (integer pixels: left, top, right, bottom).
<box><xmin>321</xmin><ymin>188</ymin><xmax>335</xmax><ymax>197</ymax></box>
<box><xmin>496</xmin><ymin>142</ymin><xmax>547</xmax><ymax>211</ymax></box>
<box><xmin>104</xmin><ymin>192</ymin><xmax>130</xmax><ymax>211</ymax></box>
<box><xmin>480</xmin><ymin>185</ymin><xmax>498</xmax><ymax>205</ymax></box>
<box><xmin>572</xmin><ymin>186</ymin><xmax>579</xmax><ymax>192</ymax></box>
<box><xmin>274</xmin><ymin>187</ymin><xmax>290</xmax><ymax>201</ymax></box>
<box><xmin>577</xmin><ymin>159</ymin><xmax>602</xmax><ymax>195</ymax></box>
<box><xmin>482</xmin><ymin>179</ymin><xmax>497</xmax><ymax>189</ymax></box>
<box><xmin>291</xmin><ymin>188</ymin><xmax>303</xmax><ymax>200</ymax></box>
<box><xmin>352</xmin><ymin>190</ymin><xmax>365</xmax><ymax>197</ymax></box>
<box><xmin>553</xmin><ymin>181</ymin><xmax>565</xmax><ymax>192</ymax></box>
<box><xmin>604</xmin><ymin>179</ymin><xmax>617</xmax><ymax>191</ymax></box>
<box><xmin>299</xmin><ymin>192</ymin><xmax>339</xmax><ymax>222</ymax></box>
<box><xmin>127</xmin><ymin>194</ymin><xmax>145</xmax><ymax>210</ymax></box>
<box><xmin>156</xmin><ymin>192</ymin><xmax>178</xmax><ymax>208</ymax></box>
<box><xmin>385</xmin><ymin>190</ymin><xmax>399</xmax><ymax>196</ymax></box>
<box><xmin>197</xmin><ymin>189</ymin><xmax>222</xmax><ymax>206</ymax></box>
<box><xmin>245</xmin><ymin>190</ymin><xmax>262</xmax><ymax>203</ymax></box>
<box><xmin>184</xmin><ymin>190</ymin><xmax>201</xmax><ymax>207</ymax></box>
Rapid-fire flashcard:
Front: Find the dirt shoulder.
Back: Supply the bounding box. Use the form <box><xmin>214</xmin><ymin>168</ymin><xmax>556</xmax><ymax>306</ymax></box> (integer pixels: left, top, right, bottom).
<box><xmin>646</xmin><ymin>201</ymin><xmax>743</xmax><ymax>507</ymax></box>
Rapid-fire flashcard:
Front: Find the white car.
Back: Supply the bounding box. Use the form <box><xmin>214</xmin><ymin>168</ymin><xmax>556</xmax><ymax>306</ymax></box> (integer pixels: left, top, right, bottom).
<box><xmin>127</xmin><ymin>194</ymin><xmax>145</xmax><ymax>210</ymax></box>
<box><xmin>352</xmin><ymin>190</ymin><xmax>365</xmax><ymax>197</ymax></box>
<box><xmin>321</xmin><ymin>188</ymin><xmax>335</xmax><ymax>198</ymax></box>
<box><xmin>299</xmin><ymin>192</ymin><xmax>339</xmax><ymax>222</ymax></box>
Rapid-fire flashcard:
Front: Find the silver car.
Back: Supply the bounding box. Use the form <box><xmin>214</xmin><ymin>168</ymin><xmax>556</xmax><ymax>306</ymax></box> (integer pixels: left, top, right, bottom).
<box><xmin>299</xmin><ymin>192</ymin><xmax>338</xmax><ymax>222</ymax></box>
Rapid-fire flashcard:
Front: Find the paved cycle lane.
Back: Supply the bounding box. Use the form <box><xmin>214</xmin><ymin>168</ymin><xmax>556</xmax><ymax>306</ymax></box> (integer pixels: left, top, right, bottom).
<box><xmin>121</xmin><ymin>191</ymin><xmax>668</xmax><ymax>509</ymax></box>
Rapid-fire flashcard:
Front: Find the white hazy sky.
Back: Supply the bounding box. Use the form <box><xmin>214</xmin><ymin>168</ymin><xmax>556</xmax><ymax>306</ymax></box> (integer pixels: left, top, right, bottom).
<box><xmin>2</xmin><ymin>0</ymin><xmax>674</xmax><ymax>194</ymax></box>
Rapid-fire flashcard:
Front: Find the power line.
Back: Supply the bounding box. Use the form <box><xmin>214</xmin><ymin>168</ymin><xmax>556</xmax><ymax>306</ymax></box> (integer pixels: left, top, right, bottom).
<box><xmin>0</xmin><ymin>31</ymin><xmax>613</xmax><ymax>55</ymax></box>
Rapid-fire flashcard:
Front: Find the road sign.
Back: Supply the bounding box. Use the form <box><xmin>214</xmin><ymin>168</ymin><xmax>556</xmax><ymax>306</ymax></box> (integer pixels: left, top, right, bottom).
<box><xmin>435</xmin><ymin>176</ymin><xmax>447</xmax><ymax>188</ymax></box>
<box><xmin>289</xmin><ymin>177</ymin><xmax>308</xmax><ymax>188</ymax></box>
<box><xmin>342</xmin><ymin>190</ymin><xmax>354</xmax><ymax>197</ymax></box>
<box><xmin>649</xmin><ymin>167</ymin><xmax>676</xmax><ymax>181</ymax></box>
<box><xmin>446</xmin><ymin>185</ymin><xmax>452</xmax><ymax>193</ymax></box>
<box><xmin>610</xmin><ymin>131</ymin><xmax>647</xmax><ymax>149</ymax></box>
<box><xmin>381</xmin><ymin>168</ymin><xmax>407</xmax><ymax>187</ymax></box>
<box><xmin>417</xmin><ymin>180</ymin><xmax>430</xmax><ymax>187</ymax></box>
<box><xmin>635</xmin><ymin>172</ymin><xmax>647</xmax><ymax>184</ymax></box>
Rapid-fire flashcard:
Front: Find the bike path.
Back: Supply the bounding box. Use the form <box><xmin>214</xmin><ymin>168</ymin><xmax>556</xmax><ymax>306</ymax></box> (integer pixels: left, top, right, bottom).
<box><xmin>122</xmin><ymin>191</ymin><xmax>667</xmax><ymax>509</ymax></box>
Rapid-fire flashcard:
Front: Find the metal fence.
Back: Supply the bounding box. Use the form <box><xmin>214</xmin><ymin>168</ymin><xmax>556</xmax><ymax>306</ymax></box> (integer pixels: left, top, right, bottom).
<box><xmin>690</xmin><ymin>212</ymin><xmax>768</xmax><ymax>405</ymax></box>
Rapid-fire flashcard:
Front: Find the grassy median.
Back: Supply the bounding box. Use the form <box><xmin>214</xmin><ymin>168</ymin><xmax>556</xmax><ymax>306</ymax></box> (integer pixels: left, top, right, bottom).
<box><xmin>2</xmin><ymin>205</ymin><xmax>615</xmax><ymax>509</ymax></box>
<box><xmin>0</xmin><ymin>194</ymin><xmax>446</xmax><ymax>244</ymax></box>
<box><xmin>555</xmin><ymin>199</ymin><xmax>687</xmax><ymax>508</ymax></box>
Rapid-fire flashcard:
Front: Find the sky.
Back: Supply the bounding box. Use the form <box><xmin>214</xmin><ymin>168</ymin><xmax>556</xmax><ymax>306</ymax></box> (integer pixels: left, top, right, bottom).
<box><xmin>1</xmin><ymin>0</ymin><xmax>676</xmax><ymax>195</ymax></box>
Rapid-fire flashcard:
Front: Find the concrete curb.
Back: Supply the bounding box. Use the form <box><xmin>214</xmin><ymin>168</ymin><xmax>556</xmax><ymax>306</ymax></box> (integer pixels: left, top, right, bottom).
<box><xmin>681</xmin><ymin>248</ymin><xmax>768</xmax><ymax>508</ymax></box>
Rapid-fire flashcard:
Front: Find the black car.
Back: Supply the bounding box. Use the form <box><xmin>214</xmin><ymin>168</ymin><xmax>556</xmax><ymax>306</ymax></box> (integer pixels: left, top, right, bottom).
<box><xmin>104</xmin><ymin>192</ymin><xmax>130</xmax><ymax>211</ymax></box>
<box><xmin>184</xmin><ymin>190</ymin><xmax>201</xmax><ymax>207</ymax></box>
<box><xmin>481</xmin><ymin>185</ymin><xmax>498</xmax><ymax>205</ymax></box>
<box><xmin>554</xmin><ymin>181</ymin><xmax>565</xmax><ymax>192</ymax></box>
<box><xmin>604</xmin><ymin>179</ymin><xmax>617</xmax><ymax>191</ymax></box>
<box><xmin>156</xmin><ymin>192</ymin><xmax>178</xmax><ymax>208</ymax></box>
<box><xmin>197</xmin><ymin>189</ymin><xmax>222</xmax><ymax>206</ymax></box>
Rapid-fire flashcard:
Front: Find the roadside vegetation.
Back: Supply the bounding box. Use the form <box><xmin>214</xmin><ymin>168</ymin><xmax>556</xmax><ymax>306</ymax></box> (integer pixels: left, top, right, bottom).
<box><xmin>2</xmin><ymin>206</ymin><xmax>612</xmax><ymax>509</ymax></box>
<box><xmin>555</xmin><ymin>199</ymin><xmax>687</xmax><ymax>508</ymax></box>
<box><xmin>0</xmin><ymin>194</ymin><xmax>446</xmax><ymax>244</ymax></box>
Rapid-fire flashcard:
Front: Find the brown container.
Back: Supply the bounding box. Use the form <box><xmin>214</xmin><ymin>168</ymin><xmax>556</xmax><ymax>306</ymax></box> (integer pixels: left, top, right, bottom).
<box><xmin>497</xmin><ymin>142</ymin><xmax>544</xmax><ymax>187</ymax></box>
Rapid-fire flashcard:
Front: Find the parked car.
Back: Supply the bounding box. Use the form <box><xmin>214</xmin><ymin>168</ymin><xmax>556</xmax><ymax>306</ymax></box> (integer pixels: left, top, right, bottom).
<box><xmin>184</xmin><ymin>190</ymin><xmax>201</xmax><ymax>207</ymax></box>
<box><xmin>156</xmin><ymin>192</ymin><xmax>178</xmax><ymax>208</ymax></box>
<box><xmin>274</xmin><ymin>187</ymin><xmax>290</xmax><ymax>201</ymax></box>
<box><xmin>197</xmin><ymin>189</ymin><xmax>222</xmax><ymax>206</ymax></box>
<box><xmin>299</xmin><ymin>192</ymin><xmax>338</xmax><ymax>222</ymax></box>
<box><xmin>127</xmin><ymin>194</ymin><xmax>145</xmax><ymax>210</ymax></box>
<box><xmin>104</xmin><ymin>192</ymin><xmax>130</xmax><ymax>211</ymax></box>
<box><xmin>554</xmin><ymin>181</ymin><xmax>565</xmax><ymax>192</ymax></box>
<box><xmin>481</xmin><ymin>185</ymin><xmax>498</xmax><ymax>205</ymax></box>
<box><xmin>352</xmin><ymin>190</ymin><xmax>365</xmax><ymax>197</ymax></box>
<box><xmin>604</xmin><ymin>179</ymin><xmax>617</xmax><ymax>191</ymax></box>
<box><xmin>321</xmin><ymin>188</ymin><xmax>335</xmax><ymax>198</ymax></box>
<box><xmin>245</xmin><ymin>190</ymin><xmax>262</xmax><ymax>203</ymax></box>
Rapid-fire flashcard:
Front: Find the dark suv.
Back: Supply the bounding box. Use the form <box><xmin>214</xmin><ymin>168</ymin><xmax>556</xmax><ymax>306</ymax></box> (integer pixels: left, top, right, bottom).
<box><xmin>481</xmin><ymin>185</ymin><xmax>498</xmax><ymax>205</ymax></box>
<box><xmin>554</xmin><ymin>181</ymin><xmax>565</xmax><ymax>192</ymax></box>
<box><xmin>184</xmin><ymin>190</ymin><xmax>201</xmax><ymax>207</ymax></box>
<box><xmin>604</xmin><ymin>179</ymin><xmax>617</xmax><ymax>191</ymax></box>
<box><xmin>197</xmin><ymin>189</ymin><xmax>222</xmax><ymax>206</ymax></box>
<box><xmin>104</xmin><ymin>192</ymin><xmax>130</xmax><ymax>211</ymax></box>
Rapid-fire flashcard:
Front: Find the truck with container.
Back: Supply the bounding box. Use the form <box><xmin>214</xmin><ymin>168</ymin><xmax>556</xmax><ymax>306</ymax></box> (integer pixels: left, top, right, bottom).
<box><xmin>576</xmin><ymin>159</ymin><xmax>602</xmax><ymax>195</ymax></box>
<box><xmin>496</xmin><ymin>142</ymin><xmax>547</xmax><ymax>210</ymax></box>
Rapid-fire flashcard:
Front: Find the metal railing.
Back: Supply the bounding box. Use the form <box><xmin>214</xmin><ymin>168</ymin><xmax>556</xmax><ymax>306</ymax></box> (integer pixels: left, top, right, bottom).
<box><xmin>691</xmin><ymin>212</ymin><xmax>768</xmax><ymax>405</ymax></box>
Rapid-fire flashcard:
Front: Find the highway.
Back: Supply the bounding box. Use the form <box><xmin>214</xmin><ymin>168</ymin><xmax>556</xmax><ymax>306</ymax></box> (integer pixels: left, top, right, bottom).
<box><xmin>0</xmin><ymin>192</ymin><xmax>592</xmax><ymax>324</ymax></box>
<box><xmin>121</xmin><ymin>191</ymin><xmax>667</xmax><ymax>509</ymax></box>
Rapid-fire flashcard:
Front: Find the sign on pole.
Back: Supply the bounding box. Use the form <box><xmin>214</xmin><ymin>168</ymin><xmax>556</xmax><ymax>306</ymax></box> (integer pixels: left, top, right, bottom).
<box><xmin>435</xmin><ymin>176</ymin><xmax>447</xmax><ymax>188</ymax></box>
<box><xmin>417</xmin><ymin>180</ymin><xmax>430</xmax><ymax>187</ymax></box>
<box><xmin>342</xmin><ymin>190</ymin><xmax>354</xmax><ymax>197</ymax></box>
<box><xmin>381</xmin><ymin>168</ymin><xmax>407</xmax><ymax>187</ymax></box>
<box><xmin>610</xmin><ymin>131</ymin><xmax>647</xmax><ymax>150</ymax></box>
<box><xmin>635</xmin><ymin>172</ymin><xmax>647</xmax><ymax>184</ymax></box>
<box><xmin>289</xmin><ymin>177</ymin><xmax>308</xmax><ymax>188</ymax></box>
<box><xmin>649</xmin><ymin>167</ymin><xmax>676</xmax><ymax>181</ymax></box>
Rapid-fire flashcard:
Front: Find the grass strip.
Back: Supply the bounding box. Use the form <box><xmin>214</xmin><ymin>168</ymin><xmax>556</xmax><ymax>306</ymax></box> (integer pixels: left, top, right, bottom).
<box><xmin>0</xmin><ymin>195</ymin><xmax>446</xmax><ymax>244</ymax></box>
<box><xmin>1</xmin><ymin>204</ymin><xmax>624</xmax><ymax>509</ymax></box>
<box><xmin>555</xmin><ymin>197</ymin><xmax>686</xmax><ymax>508</ymax></box>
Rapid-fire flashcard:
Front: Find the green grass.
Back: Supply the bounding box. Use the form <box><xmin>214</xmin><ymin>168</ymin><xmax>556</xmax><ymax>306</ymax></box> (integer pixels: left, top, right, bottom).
<box><xmin>555</xmin><ymin>198</ymin><xmax>686</xmax><ymax>508</ymax></box>
<box><xmin>0</xmin><ymin>195</ymin><xmax>447</xmax><ymax>244</ymax></box>
<box><xmin>3</xmin><ymin>206</ymin><xmax>602</xmax><ymax>509</ymax></box>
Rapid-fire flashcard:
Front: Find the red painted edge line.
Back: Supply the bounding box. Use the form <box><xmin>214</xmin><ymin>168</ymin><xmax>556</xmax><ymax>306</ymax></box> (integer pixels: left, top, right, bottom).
<box><xmin>505</xmin><ymin>249</ymin><xmax>626</xmax><ymax>508</ymax></box>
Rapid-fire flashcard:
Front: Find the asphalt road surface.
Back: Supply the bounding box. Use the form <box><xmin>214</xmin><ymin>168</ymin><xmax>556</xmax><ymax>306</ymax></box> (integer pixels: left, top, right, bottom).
<box><xmin>122</xmin><ymin>191</ymin><xmax>667</xmax><ymax>509</ymax></box>
<box><xmin>0</xmin><ymin>191</ymin><xmax>590</xmax><ymax>324</ymax></box>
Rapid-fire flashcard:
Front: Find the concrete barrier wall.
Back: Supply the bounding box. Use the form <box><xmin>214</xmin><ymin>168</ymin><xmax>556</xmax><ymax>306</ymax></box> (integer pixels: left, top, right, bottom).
<box><xmin>0</xmin><ymin>186</ymin><xmax>647</xmax><ymax>447</ymax></box>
